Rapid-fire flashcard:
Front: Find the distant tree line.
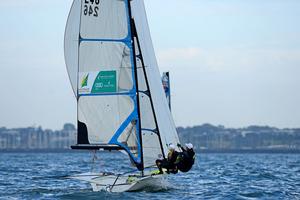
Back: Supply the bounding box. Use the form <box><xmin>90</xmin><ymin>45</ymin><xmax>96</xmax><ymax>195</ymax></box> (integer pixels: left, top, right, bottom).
<box><xmin>178</xmin><ymin>124</ymin><xmax>300</xmax><ymax>152</ymax></box>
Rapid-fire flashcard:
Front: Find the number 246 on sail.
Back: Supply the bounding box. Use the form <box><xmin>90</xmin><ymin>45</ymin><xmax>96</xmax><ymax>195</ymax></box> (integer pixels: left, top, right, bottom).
<box><xmin>83</xmin><ymin>0</ymin><xmax>100</xmax><ymax>17</ymax></box>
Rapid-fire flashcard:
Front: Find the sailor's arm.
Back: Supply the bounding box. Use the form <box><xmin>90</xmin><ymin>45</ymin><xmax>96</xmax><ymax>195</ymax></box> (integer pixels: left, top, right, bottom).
<box><xmin>177</xmin><ymin>143</ymin><xmax>186</xmax><ymax>152</ymax></box>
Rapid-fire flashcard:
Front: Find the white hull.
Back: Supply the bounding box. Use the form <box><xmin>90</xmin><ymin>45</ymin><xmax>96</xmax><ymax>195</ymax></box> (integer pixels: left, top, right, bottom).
<box><xmin>69</xmin><ymin>172</ymin><xmax>167</xmax><ymax>192</ymax></box>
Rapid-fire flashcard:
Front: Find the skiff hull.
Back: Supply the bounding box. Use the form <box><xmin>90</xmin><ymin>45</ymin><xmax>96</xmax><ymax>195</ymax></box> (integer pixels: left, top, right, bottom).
<box><xmin>69</xmin><ymin>172</ymin><xmax>167</xmax><ymax>192</ymax></box>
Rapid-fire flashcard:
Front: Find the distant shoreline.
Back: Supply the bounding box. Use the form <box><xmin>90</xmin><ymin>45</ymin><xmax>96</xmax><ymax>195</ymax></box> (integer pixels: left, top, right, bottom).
<box><xmin>199</xmin><ymin>149</ymin><xmax>300</xmax><ymax>154</ymax></box>
<box><xmin>1</xmin><ymin>149</ymin><xmax>300</xmax><ymax>154</ymax></box>
<box><xmin>2</xmin><ymin>124</ymin><xmax>300</xmax><ymax>152</ymax></box>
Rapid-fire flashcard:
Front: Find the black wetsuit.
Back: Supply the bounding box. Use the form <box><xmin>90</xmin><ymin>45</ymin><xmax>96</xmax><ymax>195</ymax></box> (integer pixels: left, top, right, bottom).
<box><xmin>156</xmin><ymin>150</ymin><xmax>179</xmax><ymax>174</ymax></box>
<box><xmin>176</xmin><ymin>147</ymin><xmax>195</xmax><ymax>173</ymax></box>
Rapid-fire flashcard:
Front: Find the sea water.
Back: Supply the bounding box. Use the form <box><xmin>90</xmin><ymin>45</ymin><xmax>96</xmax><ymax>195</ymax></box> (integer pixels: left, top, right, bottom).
<box><xmin>0</xmin><ymin>152</ymin><xmax>299</xmax><ymax>199</ymax></box>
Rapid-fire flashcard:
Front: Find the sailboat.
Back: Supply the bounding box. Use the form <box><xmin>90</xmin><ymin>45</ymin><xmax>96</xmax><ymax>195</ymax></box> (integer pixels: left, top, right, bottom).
<box><xmin>162</xmin><ymin>72</ymin><xmax>171</xmax><ymax>110</ymax></box>
<box><xmin>64</xmin><ymin>0</ymin><xmax>180</xmax><ymax>192</ymax></box>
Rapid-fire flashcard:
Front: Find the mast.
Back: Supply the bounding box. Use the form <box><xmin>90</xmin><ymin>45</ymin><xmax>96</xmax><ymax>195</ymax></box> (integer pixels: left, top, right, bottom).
<box><xmin>127</xmin><ymin>0</ymin><xmax>144</xmax><ymax>171</ymax></box>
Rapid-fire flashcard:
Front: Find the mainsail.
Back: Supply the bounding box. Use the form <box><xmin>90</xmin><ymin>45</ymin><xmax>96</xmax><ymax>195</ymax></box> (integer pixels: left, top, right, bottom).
<box><xmin>64</xmin><ymin>0</ymin><xmax>180</xmax><ymax>170</ymax></box>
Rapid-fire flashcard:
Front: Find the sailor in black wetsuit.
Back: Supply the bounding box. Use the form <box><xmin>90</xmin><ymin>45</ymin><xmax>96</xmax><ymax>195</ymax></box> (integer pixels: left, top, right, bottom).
<box><xmin>176</xmin><ymin>143</ymin><xmax>195</xmax><ymax>173</ymax></box>
<box><xmin>155</xmin><ymin>144</ymin><xmax>179</xmax><ymax>174</ymax></box>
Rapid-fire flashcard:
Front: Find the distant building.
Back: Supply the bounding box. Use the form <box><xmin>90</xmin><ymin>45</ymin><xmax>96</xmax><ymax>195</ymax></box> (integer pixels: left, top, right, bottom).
<box><xmin>0</xmin><ymin>124</ymin><xmax>76</xmax><ymax>150</ymax></box>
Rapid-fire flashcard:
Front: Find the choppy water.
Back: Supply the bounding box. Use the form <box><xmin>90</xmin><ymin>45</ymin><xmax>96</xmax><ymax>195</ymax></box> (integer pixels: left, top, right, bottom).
<box><xmin>0</xmin><ymin>152</ymin><xmax>299</xmax><ymax>199</ymax></box>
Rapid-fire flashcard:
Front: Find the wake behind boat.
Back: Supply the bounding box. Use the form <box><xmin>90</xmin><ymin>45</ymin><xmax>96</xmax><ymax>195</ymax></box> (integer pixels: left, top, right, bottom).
<box><xmin>64</xmin><ymin>0</ymin><xmax>181</xmax><ymax>192</ymax></box>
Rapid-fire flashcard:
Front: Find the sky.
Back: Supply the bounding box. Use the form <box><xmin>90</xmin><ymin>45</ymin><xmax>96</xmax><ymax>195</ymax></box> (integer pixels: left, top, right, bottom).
<box><xmin>0</xmin><ymin>0</ymin><xmax>299</xmax><ymax>130</ymax></box>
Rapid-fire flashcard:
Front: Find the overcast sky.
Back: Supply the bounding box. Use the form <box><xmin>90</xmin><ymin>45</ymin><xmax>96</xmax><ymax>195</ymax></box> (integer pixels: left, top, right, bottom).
<box><xmin>1</xmin><ymin>0</ymin><xmax>299</xmax><ymax>130</ymax></box>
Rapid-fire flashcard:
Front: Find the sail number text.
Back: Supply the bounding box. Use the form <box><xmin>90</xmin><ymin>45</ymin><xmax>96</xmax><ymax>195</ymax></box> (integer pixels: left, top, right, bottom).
<box><xmin>83</xmin><ymin>0</ymin><xmax>100</xmax><ymax>17</ymax></box>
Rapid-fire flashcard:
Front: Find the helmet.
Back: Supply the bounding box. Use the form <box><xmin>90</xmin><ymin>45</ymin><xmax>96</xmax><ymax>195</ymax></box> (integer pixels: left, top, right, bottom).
<box><xmin>168</xmin><ymin>144</ymin><xmax>176</xmax><ymax>150</ymax></box>
<box><xmin>157</xmin><ymin>154</ymin><xmax>163</xmax><ymax>160</ymax></box>
<box><xmin>185</xmin><ymin>143</ymin><xmax>193</xmax><ymax>149</ymax></box>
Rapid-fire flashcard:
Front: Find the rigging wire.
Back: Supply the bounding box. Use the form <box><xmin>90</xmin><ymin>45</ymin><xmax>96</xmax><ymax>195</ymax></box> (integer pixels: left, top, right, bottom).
<box><xmin>90</xmin><ymin>150</ymin><xmax>98</xmax><ymax>172</ymax></box>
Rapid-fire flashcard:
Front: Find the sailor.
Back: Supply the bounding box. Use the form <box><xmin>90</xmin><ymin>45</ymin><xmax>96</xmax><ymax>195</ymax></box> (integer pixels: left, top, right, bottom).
<box><xmin>155</xmin><ymin>144</ymin><xmax>179</xmax><ymax>174</ymax></box>
<box><xmin>175</xmin><ymin>143</ymin><xmax>195</xmax><ymax>173</ymax></box>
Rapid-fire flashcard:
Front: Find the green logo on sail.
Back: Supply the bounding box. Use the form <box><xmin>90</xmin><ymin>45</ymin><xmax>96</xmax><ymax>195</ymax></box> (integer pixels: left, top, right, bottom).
<box><xmin>81</xmin><ymin>73</ymin><xmax>89</xmax><ymax>88</ymax></box>
<box><xmin>92</xmin><ymin>71</ymin><xmax>117</xmax><ymax>93</ymax></box>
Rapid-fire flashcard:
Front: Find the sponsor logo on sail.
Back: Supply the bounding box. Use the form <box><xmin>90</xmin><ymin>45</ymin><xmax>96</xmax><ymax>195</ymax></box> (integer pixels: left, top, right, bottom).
<box><xmin>81</xmin><ymin>73</ymin><xmax>89</xmax><ymax>88</ymax></box>
<box><xmin>78</xmin><ymin>73</ymin><xmax>90</xmax><ymax>94</ymax></box>
<box><xmin>92</xmin><ymin>71</ymin><xmax>117</xmax><ymax>93</ymax></box>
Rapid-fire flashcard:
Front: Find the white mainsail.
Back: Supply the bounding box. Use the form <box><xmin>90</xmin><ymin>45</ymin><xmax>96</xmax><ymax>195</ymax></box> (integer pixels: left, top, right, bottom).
<box><xmin>64</xmin><ymin>0</ymin><xmax>180</xmax><ymax>170</ymax></box>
